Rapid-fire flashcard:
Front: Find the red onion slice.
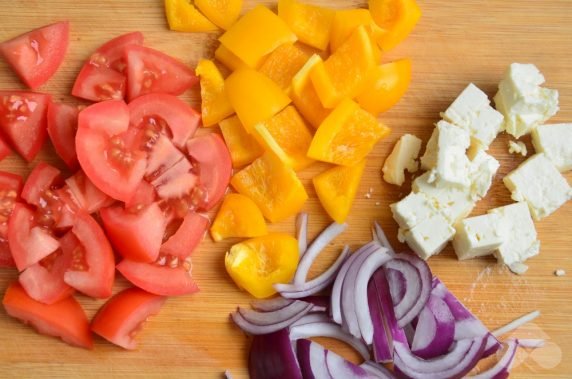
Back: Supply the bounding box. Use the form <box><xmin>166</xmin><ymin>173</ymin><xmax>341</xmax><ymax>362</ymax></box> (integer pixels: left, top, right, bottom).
<box><xmin>296</xmin><ymin>212</ymin><xmax>309</xmax><ymax>257</ymax></box>
<box><xmin>293</xmin><ymin>222</ymin><xmax>347</xmax><ymax>285</ymax></box>
<box><xmin>249</xmin><ymin>329</ymin><xmax>303</xmax><ymax>379</ymax></box>
<box><xmin>231</xmin><ymin>303</ymin><xmax>313</xmax><ymax>335</ymax></box>
<box><xmin>238</xmin><ymin>300</ymin><xmax>311</xmax><ymax>326</ymax></box>
<box><xmin>301</xmin><ymin>295</ymin><xmax>330</xmax><ymax>312</ymax></box>
<box><xmin>368</xmin><ymin>275</ymin><xmax>392</xmax><ymax>363</ymax></box>
<box><xmin>290</xmin><ymin>313</ymin><xmax>332</xmax><ymax>328</ymax></box>
<box><xmin>250</xmin><ymin>297</ymin><xmax>294</xmax><ymax>312</ymax></box>
<box><xmin>517</xmin><ymin>338</ymin><xmax>545</xmax><ymax>349</ymax></box>
<box><xmin>469</xmin><ymin>339</ymin><xmax>519</xmax><ymax>379</ymax></box>
<box><xmin>411</xmin><ymin>295</ymin><xmax>455</xmax><ymax>359</ymax></box>
<box><xmin>483</xmin><ymin>333</ymin><xmax>502</xmax><ymax>358</ymax></box>
<box><xmin>374</xmin><ymin>221</ymin><xmax>395</xmax><ymax>256</ymax></box>
<box><xmin>360</xmin><ymin>361</ymin><xmax>396</xmax><ymax>378</ymax></box>
<box><xmin>492</xmin><ymin>310</ymin><xmax>540</xmax><ymax>338</ymax></box>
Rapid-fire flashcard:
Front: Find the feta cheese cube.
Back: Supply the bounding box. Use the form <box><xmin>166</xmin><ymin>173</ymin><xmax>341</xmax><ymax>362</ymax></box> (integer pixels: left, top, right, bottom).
<box><xmin>494</xmin><ymin>63</ymin><xmax>559</xmax><ymax>138</ymax></box>
<box><xmin>390</xmin><ymin>192</ymin><xmax>437</xmax><ymax>230</ymax></box>
<box><xmin>531</xmin><ymin>123</ymin><xmax>572</xmax><ymax>172</ymax></box>
<box><xmin>401</xmin><ymin>212</ymin><xmax>456</xmax><ymax>260</ymax></box>
<box><xmin>468</xmin><ymin>150</ymin><xmax>500</xmax><ymax>200</ymax></box>
<box><xmin>453</xmin><ymin>213</ymin><xmax>503</xmax><ymax>260</ymax></box>
<box><xmin>503</xmin><ymin>153</ymin><xmax>572</xmax><ymax>220</ymax></box>
<box><xmin>508</xmin><ymin>140</ymin><xmax>528</xmax><ymax>156</ymax></box>
<box><xmin>420</xmin><ymin>128</ymin><xmax>438</xmax><ymax>170</ymax></box>
<box><xmin>382</xmin><ymin>134</ymin><xmax>422</xmax><ymax>186</ymax></box>
<box><xmin>428</xmin><ymin>121</ymin><xmax>472</xmax><ymax>188</ymax></box>
<box><xmin>441</xmin><ymin>83</ymin><xmax>504</xmax><ymax>149</ymax></box>
<box><xmin>488</xmin><ymin>202</ymin><xmax>540</xmax><ymax>273</ymax></box>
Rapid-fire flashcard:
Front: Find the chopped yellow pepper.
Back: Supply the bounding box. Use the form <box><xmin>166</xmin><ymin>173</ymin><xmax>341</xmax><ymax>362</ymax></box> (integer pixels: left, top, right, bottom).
<box><xmin>329</xmin><ymin>8</ymin><xmax>384</xmax><ymax>53</ymax></box>
<box><xmin>219</xmin><ymin>5</ymin><xmax>297</xmax><ymax>68</ymax></box>
<box><xmin>290</xmin><ymin>54</ymin><xmax>330</xmax><ymax>129</ymax></box>
<box><xmin>195</xmin><ymin>59</ymin><xmax>234</xmax><ymax>127</ymax></box>
<box><xmin>309</xmin><ymin>25</ymin><xmax>377</xmax><ymax>108</ymax></box>
<box><xmin>225</xmin><ymin>233</ymin><xmax>299</xmax><ymax>298</ymax></box>
<box><xmin>253</xmin><ymin>106</ymin><xmax>315</xmax><ymax>171</ymax></box>
<box><xmin>164</xmin><ymin>0</ymin><xmax>219</xmax><ymax>32</ymax></box>
<box><xmin>225</xmin><ymin>68</ymin><xmax>291</xmax><ymax>132</ymax></box>
<box><xmin>219</xmin><ymin>116</ymin><xmax>264</xmax><ymax>168</ymax></box>
<box><xmin>356</xmin><ymin>58</ymin><xmax>412</xmax><ymax>116</ymax></box>
<box><xmin>313</xmin><ymin>160</ymin><xmax>366</xmax><ymax>223</ymax></box>
<box><xmin>231</xmin><ymin>153</ymin><xmax>308</xmax><ymax>223</ymax></box>
<box><xmin>210</xmin><ymin>193</ymin><xmax>268</xmax><ymax>242</ymax></box>
<box><xmin>369</xmin><ymin>0</ymin><xmax>421</xmax><ymax>51</ymax></box>
<box><xmin>258</xmin><ymin>43</ymin><xmax>310</xmax><ymax>94</ymax></box>
<box><xmin>307</xmin><ymin>98</ymin><xmax>391</xmax><ymax>166</ymax></box>
<box><xmin>277</xmin><ymin>0</ymin><xmax>335</xmax><ymax>51</ymax></box>
<box><xmin>195</xmin><ymin>0</ymin><xmax>243</xmax><ymax>30</ymax></box>
<box><xmin>214</xmin><ymin>44</ymin><xmax>248</xmax><ymax>71</ymax></box>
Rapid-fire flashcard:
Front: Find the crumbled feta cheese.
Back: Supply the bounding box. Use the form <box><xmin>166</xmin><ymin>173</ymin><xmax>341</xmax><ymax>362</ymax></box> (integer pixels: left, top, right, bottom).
<box><xmin>420</xmin><ymin>128</ymin><xmax>438</xmax><ymax>170</ymax></box>
<box><xmin>427</xmin><ymin>121</ymin><xmax>472</xmax><ymax>188</ymax></box>
<box><xmin>401</xmin><ymin>212</ymin><xmax>456</xmax><ymax>260</ymax></box>
<box><xmin>382</xmin><ymin>134</ymin><xmax>422</xmax><ymax>186</ymax></box>
<box><xmin>468</xmin><ymin>150</ymin><xmax>500</xmax><ymax>200</ymax></box>
<box><xmin>390</xmin><ymin>192</ymin><xmax>438</xmax><ymax>230</ymax></box>
<box><xmin>532</xmin><ymin>123</ymin><xmax>572</xmax><ymax>172</ymax></box>
<box><xmin>508</xmin><ymin>140</ymin><xmax>528</xmax><ymax>156</ymax></box>
<box><xmin>453</xmin><ymin>213</ymin><xmax>503</xmax><ymax>260</ymax></box>
<box><xmin>554</xmin><ymin>269</ymin><xmax>566</xmax><ymax>277</ymax></box>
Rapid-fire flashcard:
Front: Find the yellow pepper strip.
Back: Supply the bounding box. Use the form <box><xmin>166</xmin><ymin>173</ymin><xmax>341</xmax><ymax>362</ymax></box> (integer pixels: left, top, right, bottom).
<box><xmin>329</xmin><ymin>8</ymin><xmax>384</xmax><ymax>53</ymax></box>
<box><xmin>164</xmin><ymin>0</ymin><xmax>219</xmax><ymax>32</ymax></box>
<box><xmin>313</xmin><ymin>160</ymin><xmax>366</xmax><ymax>223</ymax></box>
<box><xmin>195</xmin><ymin>59</ymin><xmax>234</xmax><ymax>127</ymax></box>
<box><xmin>225</xmin><ymin>68</ymin><xmax>291</xmax><ymax>132</ymax></box>
<box><xmin>210</xmin><ymin>193</ymin><xmax>268</xmax><ymax>242</ymax></box>
<box><xmin>195</xmin><ymin>0</ymin><xmax>243</xmax><ymax>30</ymax></box>
<box><xmin>219</xmin><ymin>116</ymin><xmax>264</xmax><ymax>168</ymax></box>
<box><xmin>309</xmin><ymin>25</ymin><xmax>377</xmax><ymax>108</ymax></box>
<box><xmin>231</xmin><ymin>153</ymin><xmax>308</xmax><ymax>223</ymax></box>
<box><xmin>253</xmin><ymin>106</ymin><xmax>315</xmax><ymax>171</ymax></box>
<box><xmin>307</xmin><ymin>98</ymin><xmax>391</xmax><ymax>166</ymax></box>
<box><xmin>369</xmin><ymin>0</ymin><xmax>421</xmax><ymax>51</ymax></box>
<box><xmin>225</xmin><ymin>233</ymin><xmax>299</xmax><ymax>298</ymax></box>
<box><xmin>219</xmin><ymin>5</ymin><xmax>297</xmax><ymax>68</ymax></box>
<box><xmin>356</xmin><ymin>58</ymin><xmax>412</xmax><ymax>116</ymax></box>
<box><xmin>258</xmin><ymin>43</ymin><xmax>310</xmax><ymax>95</ymax></box>
<box><xmin>277</xmin><ymin>0</ymin><xmax>335</xmax><ymax>51</ymax></box>
<box><xmin>214</xmin><ymin>44</ymin><xmax>248</xmax><ymax>71</ymax></box>
<box><xmin>290</xmin><ymin>54</ymin><xmax>330</xmax><ymax>129</ymax></box>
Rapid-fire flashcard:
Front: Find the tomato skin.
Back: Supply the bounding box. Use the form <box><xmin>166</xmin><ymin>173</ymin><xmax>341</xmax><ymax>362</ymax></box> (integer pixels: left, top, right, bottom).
<box><xmin>0</xmin><ymin>137</ymin><xmax>11</xmax><ymax>161</ymax></box>
<box><xmin>47</xmin><ymin>102</ymin><xmax>80</xmax><ymax>170</ymax></box>
<box><xmin>117</xmin><ymin>259</ymin><xmax>199</xmax><ymax>296</ymax></box>
<box><xmin>91</xmin><ymin>287</ymin><xmax>166</xmax><ymax>350</ymax></box>
<box><xmin>2</xmin><ymin>281</ymin><xmax>93</xmax><ymax>349</ymax></box>
<box><xmin>161</xmin><ymin>212</ymin><xmax>208</xmax><ymax>259</ymax></box>
<box><xmin>124</xmin><ymin>180</ymin><xmax>156</xmax><ymax>210</ymax></box>
<box><xmin>0</xmin><ymin>171</ymin><xmax>23</xmax><ymax>268</ymax></box>
<box><xmin>21</xmin><ymin>162</ymin><xmax>62</xmax><ymax>207</ymax></box>
<box><xmin>0</xmin><ymin>22</ymin><xmax>69</xmax><ymax>89</ymax></box>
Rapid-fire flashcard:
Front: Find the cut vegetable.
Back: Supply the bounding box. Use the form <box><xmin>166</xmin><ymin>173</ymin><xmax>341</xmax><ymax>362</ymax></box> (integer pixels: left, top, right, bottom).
<box><xmin>210</xmin><ymin>193</ymin><xmax>267</xmax><ymax>242</ymax></box>
<box><xmin>47</xmin><ymin>103</ymin><xmax>80</xmax><ymax>170</ymax></box>
<box><xmin>219</xmin><ymin>115</ymin><xmax>264</xmax><ymax>168</ymax></box>
<box><xmin>249</xmin><ymin>329</ymin><xmax>303</xmax><ymax>379</ymax></box>
<box><xmin>258</xmin><ymin>42</ymin><xmax>310</xmax><ymax>94</ymax></box>
<box><xmin>195</xmin><ymin>59</ymin><xmax>234</xmax><ymax>127</ymax></box>
<box><xmin>369</xmin><ymin>0</ymin><xmax>421</xmax><ymax>51</ymax></box>
<box><xmin>195</xmin><ymin>0</ymin><xmax>242</xmax><ymax>30</ymax></box>
<box><xmin>277</xmin><ymin>0</ymin><xmax>335</xmax><ymax>51</ymax></box>
<box><xmin>164</xmin><ymin>0</ymin><xmax>219</xmax><ymax>32</ymax></box>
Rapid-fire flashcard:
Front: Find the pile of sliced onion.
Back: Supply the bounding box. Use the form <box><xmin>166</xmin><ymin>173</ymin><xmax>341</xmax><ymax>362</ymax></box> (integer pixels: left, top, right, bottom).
<box><xmin>232</xmin><ymin>220</ymin><xmax>542</xmax><ymax>379</ymax></box>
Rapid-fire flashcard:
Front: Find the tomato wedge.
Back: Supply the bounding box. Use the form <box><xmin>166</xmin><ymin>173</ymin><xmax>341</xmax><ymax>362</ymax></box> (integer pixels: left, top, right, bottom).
<box><xmin>0</xmin><ymin>137</ymin><xmax>11</xmax><ymax>162</ymax></box>
<box><xmin>3</xmin><ymin>282</ymin><xmax>92</xmax><ymax>349</ymax></box>
<box><xmin>0</xmin><ymin>91</ymin><xmax>51</xmax><ymax>161</ymax></box>
<box><xmin>76</xmin><ymin>100</ymin><xmax>146</xmax><ymax>202</ymax></box>
<box><xmin>0</xmin><ymin>171</ymin><xmax>23</xmax><ymax>267</ymax></box>
<box><xmin>160</xmin><ymin>212</ymin><xmax>208</xmax><ymax>259</ymax></box>
<box><xmin>21</xmin><ymin>162</ymin><xmax>62</xmax><ymax>207</ymax></box>
<box><xmin>91</xmin><ymin>287</ymin><xmax>166</xmax><ymax>350</ymax></box>
<box><xmin>0</xmin><ymin>22</ymin><xmax>69</xmax><ymax>89</ymax></box>
<box><xmin>64</xmin><ymin>170</ymin><xmax>114</xmax><ymax>214</ymax></box>
<box><xmin>47</xmin><ymin>102</ymin><xmax>80</xmax><ymax>170</ymax></box>
<box><xmin>125</xmin><ymin>45</ymin><xmax>198</xmax><ymax>101</ymax></box>
<box><xmin>72</xmin><ymin>32</ymin><xmax>144</xmax><ymax>102</ymax></box>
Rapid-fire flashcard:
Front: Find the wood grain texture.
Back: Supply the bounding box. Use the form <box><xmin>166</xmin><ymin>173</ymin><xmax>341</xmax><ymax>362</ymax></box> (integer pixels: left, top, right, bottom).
<box><xmin>0</xmin><ymin>0</ymin><xmax>571</xmax><ymax>377</ymax></box>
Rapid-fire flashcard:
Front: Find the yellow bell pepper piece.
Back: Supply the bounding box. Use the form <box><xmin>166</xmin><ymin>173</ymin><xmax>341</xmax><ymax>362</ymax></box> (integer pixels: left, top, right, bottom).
<box><xmin>277</xmin><ymin>0</ymin><xmax>335</xmax><ymax>51</ymax></box>
<box><xmin>214</xmin><ymin>44</ymin><xmax>248</xmax><ymax>71</ymax></box>
<box><xmin>329</xmin><ymin>9</ymin><xmax>384</xmax><ymax>53</ymax></box>
<box><xmin>308</xmin><ymin>98</ymin><xmax>391</xmax><ymax>166</ymax></box>
<box><xmin>313</xmin><ymin>160</ymin><xmax>366</xmax><ymax>223</ymax></box>
<box><xmin>195</xmin><ymin>0</ymin><xmax>243</xmax><ymax>30</ymax></box>
<box><xmin>253</xmin><ymin>106</ymin><xmax>315</xmax><ymax>171</ymax></box>
<box><xmin>356</xmin><ymin>58</ymin><xmax>412</xmax><ymax>116</ymax></box>
<box><xmin>369</xmin><ymin>0</ymin><xmax>421</xmax><ymax>51</ymax></box>
<box><xmin>195</xmin><ymin>59</ymin><xmax>234</xmax><ymax>127</ymax></box>
<box><xmin>164</xmin><ymin>0</ymin><xmax>219</xmax><ymax>32</ymax></box>
<box><xmin>225</xmin><ymin>68</ymin><xmax>291</xmax><ymax>132</ymax></box>
<box><xmin>219</xmin><ymin>5</ymin><xmax>297</xmax><ymax>68</ymax></box>
<box><xmin>259</xmin><ymin>43</ymin><xmax>310</xmax><ymax>94</ymax></box>
<box><xmin>290</xmin><ymin>54</ymin><xmax>330</xmax><ymax>129</ymax></box>
<box><xmin>225</xmin><ymin>233</ymin><xmax>299</xmax><ymax>298</ymax></box>
<box><xmin>210</xmin><ymin>193</ymin><xmax>267</xmax><ymax>241</ymax></box>
<box><xmin>231</xmin><ymin>154</ymin><xmax>308</xmax><ymax>223</ymax></box>
<box><xmin>219</xmin><ymin>116</ymin><xmax>264</xmax><ymax>168</ymax></box>
<box><xmin>309</xmin><ymin>25</ymin><xmax>377</xmax><ymax>108</ymax></box>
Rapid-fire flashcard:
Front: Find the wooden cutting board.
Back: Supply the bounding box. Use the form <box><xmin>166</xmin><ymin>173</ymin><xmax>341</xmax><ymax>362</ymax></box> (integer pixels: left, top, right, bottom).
<box><xmin>0</xmin><ymin>0</ymin><xmax>570</xmax><ymax>377</ymax></box>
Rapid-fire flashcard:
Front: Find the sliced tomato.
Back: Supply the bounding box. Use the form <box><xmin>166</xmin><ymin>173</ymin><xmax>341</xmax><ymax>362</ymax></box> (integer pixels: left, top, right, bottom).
<box><xmin>151</xmin><ymin>158</ymin><xmax>197</xmax><ymax>200</ymax></box>
<box><xmin>47</xmin><ymin>102</ymin><xmax>80</xmax><ymax>170</ymax></box>
<box><xmin>91</xmin><ymin>287</ymin><xmax>166</xmax><ymax>350</ymax></box>
<box><xmin>0</xmin><ymin>171</ymin><xmax>23</xmax><ymax>267</ymax></box>
<box><xmin>64</xmin><ymin>212</ymin><xmax>115</xmax><ymax>298</ymax></box>
<box><xmin>144</xmin><ymin>134</ymin><xmax>186</xmax><ymax>180</ymax></box>
<box><xmin>0</xmin><ymin>91</ymin><xmax>51</xmax><ymax>161</ymax></box>
<box><xmin>8</xmin><ymin>203</ymin><xmax>59</xmax><ymax>271</ymax></box>
<box><xmin>21</xmin><ymin>162</ymin><xmax>62</xmax><ymax>206</ymax></box>
<box><xmin>64</xmin><ymin>170</ymin><xmax>114</xmax><ymax>213</ymax></box>
<box><xmin>76</xmin><ymin>100</ymin><xmax>146</xmax><ymax>202</ymax></box>
<box><xmin>124</xmin><ymin>180</ymin><xmax>156</xmax><ymax>210</ymax></box>
<box><xmin>0</xmin><ymin>22</ymin><xmax>69</xmax><ymax>89</ymax></box>
<box><xmin>72</xmin><ymin>31</ymin><xmax>143</xmax><ymax>102</ymax></box>
<box><xmin>125</xmin><ymin>45</ymin><xmax>198</xmax><ymax>101</ymax></box>
<box><xmin>161</xmin><ymin>212</ymin><xmax>208</xmax><ymax>259</ymax></box>
<box><xmin>2</xmin><ymin>281</ymin><xmax>92</xmax><ymax>349</ymax></box>
<box><xmin>117</xmin><ymin>259</ymin><xmax>199</xmax><ymax>296</ymax></box>
<box><xmin>100</xmin><ymin>202</ymin><xmax>166</xmax><ymax>263</ymax></box>
<box><xmin>186</xmin><ymin>133</ymin><xmax>232</xmax><ymax>211</ymax></box>
<box><xmin>0</xmin><ymin>137</ymin><xmax>11</xmax><ymax>161</ymax></box>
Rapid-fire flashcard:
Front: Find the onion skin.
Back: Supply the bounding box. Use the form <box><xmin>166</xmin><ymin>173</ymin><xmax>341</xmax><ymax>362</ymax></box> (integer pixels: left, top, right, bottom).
<box><xmin>249</xmin><ymin>329</ymin><xmax>303</xmax><ymax>379</ymax></box>
<box><xmin>411</xmin><ymin>295</ymin><xmax>455</xmax><ymax>359</ymax></box>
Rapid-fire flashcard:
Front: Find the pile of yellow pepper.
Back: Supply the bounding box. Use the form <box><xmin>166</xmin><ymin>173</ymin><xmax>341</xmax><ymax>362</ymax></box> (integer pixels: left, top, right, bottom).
<box><xmin>165</xmin><ymin>0</ymin><xmax>420</xmax><ymax>298</ymax></box>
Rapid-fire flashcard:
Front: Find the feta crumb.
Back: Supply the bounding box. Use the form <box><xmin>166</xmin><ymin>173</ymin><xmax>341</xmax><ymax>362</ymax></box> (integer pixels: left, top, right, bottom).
<box><xmin>453</xmin><ymin>213</ymin><xmax>504</xmax><ymax>260</ymax></box>
<box><xmin>508</xmin><ymin>140</ymin><xmax>528</xmax><ymax>156</ymax></box>
<box><xmin>382</xmin><ymin>134</ymin><xmax>423</xmax><ymax>186</ymax></box>
<box><xmin>468</xmin><ymin>150</ymin><xmax>500</xmax><ymax>200</ymax></box>
<box><xmin>420</xmin><ymin>128</ymin><xmax>438</xmax><ymax>170</ymax></box>
<box><xmin>555</xmin><ymin>269</ymin><xmax>566</xmax><ymax>277</ymax></box>
<box><xmin>428</xmin><ymin>121</ymin><xmax>472</xmax><ymax>188</ymax></box>
<box><xmin>532</xmin><ymin>123</ymin><xmax>572</xmax><ymax>172</ymax></box>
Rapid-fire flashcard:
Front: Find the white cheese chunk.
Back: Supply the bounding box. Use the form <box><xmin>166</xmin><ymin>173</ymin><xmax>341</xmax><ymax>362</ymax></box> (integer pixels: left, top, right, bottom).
<box><xmin>401</xmin><ymin>212</ymin><xmax>456</xmax><ymax>260</ymax></box>
<box><xmin>428</xmin><ymin>121</ymin><xmax>472</xmax><ymax>188</ymax></box>
<box><xmin>390</xmin><ymin>192</ymin><xmax>437</xmax><ymax>230</ymax></box>
<box><xmin>508</xmin><ymin>140</ymin><xmax>528</xmax><ymax>156</ymax></box>
<box><xmin>494</xmin><ymin>63</ymin><xmax>559</xmax><ymax>138</ymax></box>
<box><xmin>453</xmin><ymin>213</ymin><xmax>503</xmax><ymax>260</ymax></box>
<box><xmin>382</xmin><ymin>134</ymin><xmax>422</xmax><ymax>186</ymax></box>
<box><xmin>503</xmin><ymin>153</ymin><xmax>572</xmax><ymax>220</ymax></box>
<box><xmin>468</xmin><ymin>150</ymin><xmax>500</xmax><ymax>200</ymax></box>
<box><xmin>488</xmin><ymin>202</ymin><xmax>540</xmax><ymax>273</ymax></box>
<box><xmin>531</xmin><ymin>123</ymin><xmax>572</xmax><ymax>172</ymax></box>
<box><xmin>420</xmin><ymin>128</ymin><xmax>438</xmax><ymax>170</ymax></box>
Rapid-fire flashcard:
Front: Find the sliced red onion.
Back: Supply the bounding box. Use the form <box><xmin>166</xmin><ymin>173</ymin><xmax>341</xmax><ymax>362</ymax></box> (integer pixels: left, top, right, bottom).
<box><xmin>290</xmin><ymin>313</ymin><xmax>332</xmax><ymax>328</ymax></box>
<box><xmin>231</xmin><ymin>302</ymin><xmax>313</xmax><ymax>335</ymax></box>
<box><xmin>386</xmin><ymin>268</ymin><xmax>406</xmax><ymax>305</ymax></box>
<box><xmin>374</xmin><ymin>221</ymin><xmax>395</xmax><ymax>256</ymax></box>
<box><xmin>238</xmin><ymin>300</ymin><xmax>311</xmax><ymax>326</ymax></box>
<box><xmin>249</xmin><ymin>329</ymin><xmax>302</xmax><ymax>379</ymax></box>
<box><xmin>224</xmin><ymin>369</ymin><xmax>232</xmax><ymax>379</ymax></box>
<box><xmin>517</xmin><ymin>338</ymin><xmax>545</xmax><ymax>349</ymax></box>
<box><xmin>492</xmin><ymin>310</ymin><xmax>540</xmax><ymax>338</ymax></box>
<box><xmin>360</xmin><ymin>361</ymin><xmax>396</xmax><ymax>378</ymax></box>
<box><xmin>274</xmin><ymin>246</ymin><xmax>350</xmax><ymax>299</ymax></box>
<box><xmin>293</xmin><ymin>222</ymin><xmax>347</xmax><ymax>285</ymax></box>
<box><xmin>301</xmin><ymin>295</ymin><xmax>329</xmax><ymax>313</ymax></box>
<box><xmin>483</xmin><ymin>333</ymin><xmax>502</xmax><ymax>358</ymax></box>
<box><xmin>411</xmin><ymin>295</ymin><xmax>455</xmax><ymax>359</ymax></box>
<box><xmin>250</xmin><ymin>297</ymin><xmax>294</xmax><ymax>312</ymax></box>
<box><xmin>368</xmin><ymin>275</ymin><xmax>392</xmax><ymax>363</ymax></box>
<box><xmin>469</xmin><ymin>339</ymin><xmax>519</xmax><ymax>379</ymax></box>
<box><xmin>296</xmin><ymin>212</ymin><xmax>309</xmax><ymax>257</ymax></box>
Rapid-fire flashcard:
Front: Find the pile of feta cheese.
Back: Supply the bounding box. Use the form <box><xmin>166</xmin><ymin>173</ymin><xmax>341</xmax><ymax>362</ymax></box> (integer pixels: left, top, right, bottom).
<box><xmin>383</xmin><ymin>63</ymin><xmax>571</xmax><ymax>274</ymax></box>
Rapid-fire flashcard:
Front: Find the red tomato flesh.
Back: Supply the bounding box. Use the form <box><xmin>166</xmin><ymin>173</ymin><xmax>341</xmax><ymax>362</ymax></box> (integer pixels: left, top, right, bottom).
<box><xmin>21</xmin><ymin>162</ymin><xmax>62</xmax><ymax>207</ymax></box>
<box><xmin>0</xmin><ymin>171</ymin><xmax>23</xmax><ymax>267</ymax></box>
<box><xmin>64</xmin><ymin>170</ymin><xmax>114</xmax><ymax>214</ymax></box>
<box><xmin>47</xmin><ymin>102</ymin><xmax>79</xmax><ymax>170</ymax></box>
<box><xmin>161</xmin><ymin>212</ymin><xmax>208</xmax><ymax>260</ymax></box>
<box><xmin>0</xmin><ymin>137</ymin><xmax>11</xmax><ymax>162</ymax></box>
